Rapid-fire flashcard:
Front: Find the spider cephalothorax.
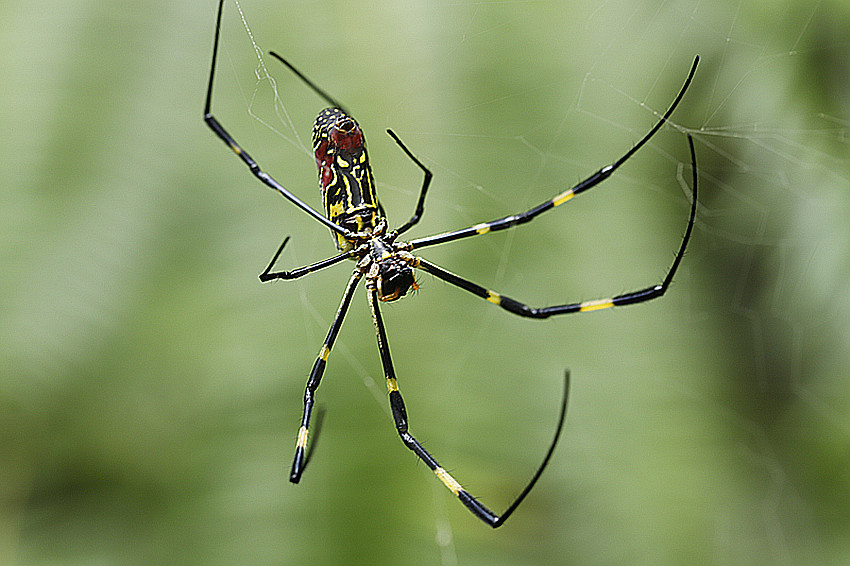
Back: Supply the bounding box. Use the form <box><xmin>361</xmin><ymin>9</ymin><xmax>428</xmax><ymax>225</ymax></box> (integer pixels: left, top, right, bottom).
<box><xmin>204</xmin><ymin>0</ymin><xmax>698</xmax><ymax>529</ymax></box>
<box><xmin>363</xmin><ymin>236</ymin><xmax>418</xmax><ymax>303</ymax></box>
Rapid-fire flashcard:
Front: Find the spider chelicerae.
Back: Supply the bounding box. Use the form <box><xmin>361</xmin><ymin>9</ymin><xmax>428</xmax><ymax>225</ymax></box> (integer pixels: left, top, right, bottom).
<box><xmin>204</xmin><ymin>0</ymin><xmax>698</xmax><ymax>528</ymax></box>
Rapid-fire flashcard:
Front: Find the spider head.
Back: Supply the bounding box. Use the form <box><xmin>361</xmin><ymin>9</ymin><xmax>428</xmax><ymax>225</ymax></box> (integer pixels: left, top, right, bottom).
<box><xmin>377</xmin><ymin>259</ymin><xmax>418</xmax><ymax>302</ymax></box>
<box><xmin>369</xmin><ymin>240</ymin><xmax>418</xmax><ymax>302</ymax></box>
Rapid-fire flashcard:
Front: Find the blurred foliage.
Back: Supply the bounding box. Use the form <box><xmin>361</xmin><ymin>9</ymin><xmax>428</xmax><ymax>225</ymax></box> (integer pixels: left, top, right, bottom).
<box><xmin>1</xmin><ymin>0</ymin><xmax>849</xmax><ymax>564</ymax></box>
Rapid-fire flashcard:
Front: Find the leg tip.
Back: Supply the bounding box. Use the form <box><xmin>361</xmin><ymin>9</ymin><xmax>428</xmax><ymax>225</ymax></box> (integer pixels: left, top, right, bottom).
<box><xmin>290</xmin><ymin>447</ymin><xmax>306</xmax><ymax>483</ymax></box>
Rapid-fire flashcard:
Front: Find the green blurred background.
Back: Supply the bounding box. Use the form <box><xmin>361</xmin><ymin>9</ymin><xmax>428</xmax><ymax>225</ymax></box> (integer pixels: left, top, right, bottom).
<box><xmin>2</xmin><ymin>0</ymin><xmax>849</xmax><ymax>564</ymax></box>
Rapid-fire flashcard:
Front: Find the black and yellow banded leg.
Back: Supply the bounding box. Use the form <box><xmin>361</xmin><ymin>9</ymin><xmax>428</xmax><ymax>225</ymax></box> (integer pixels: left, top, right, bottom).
<box><xmin>367</xmin><ymin>288</ymin><xmax>570</xmax><ymax>528</ymax></box>
<box><xmin>406</xmin><ymin>57</ymin><xmax>698</xmax><ymax>252</ymax></box>
<box><xmin>290</xmin><ymin>270</ymin><xmax>363</xmax><ymax>483</ymax></box>
<box><xmin>413</xmin><ymin>134</ymin><xmax>697</xmax><ymax>320</ymax></box>
<box><xmin>259</xmin><ymin>236</ymin><xmax>358</xmax><ymax>282</ymax></box>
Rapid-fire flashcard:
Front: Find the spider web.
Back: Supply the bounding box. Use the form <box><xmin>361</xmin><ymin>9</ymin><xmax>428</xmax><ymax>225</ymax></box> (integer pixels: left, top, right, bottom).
<box><xmin>222</xmin><ymin>0</ymin><xmax>849</xmax><ymax>563</ymax></box>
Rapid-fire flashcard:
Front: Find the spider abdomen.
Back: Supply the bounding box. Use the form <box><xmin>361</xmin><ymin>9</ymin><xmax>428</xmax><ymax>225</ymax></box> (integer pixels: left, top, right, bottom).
<box><xmin>313</xmin><ymin>108</ymin><xmax>380</xmax><ymax>251</ymax></box>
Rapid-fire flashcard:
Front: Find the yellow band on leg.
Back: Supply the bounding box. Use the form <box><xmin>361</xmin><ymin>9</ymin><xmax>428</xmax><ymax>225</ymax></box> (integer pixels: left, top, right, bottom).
<box><xmin>296</xmin><ymin>426</ymin><xmax>309</xmax><ymax>449</ymax></box>
<box><xmin>579</xmin><ymin>298</ymin><xmax>615</xmax><ymax>312</ymax></box>
<box><xmin>435</xmin><ymin>467</ymin><xmax>463</xmax><ymax>495</ymax></box>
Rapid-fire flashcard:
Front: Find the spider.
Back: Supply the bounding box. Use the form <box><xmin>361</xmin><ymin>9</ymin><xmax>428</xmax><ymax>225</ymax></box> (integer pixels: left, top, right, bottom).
<box><xmin>204</xmin><ymin>0</ymin><xmax>698</xmax><ymax>528</ymax></box>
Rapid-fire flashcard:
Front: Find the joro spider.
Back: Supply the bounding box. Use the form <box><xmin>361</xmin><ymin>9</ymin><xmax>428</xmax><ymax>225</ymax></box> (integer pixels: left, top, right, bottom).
<box><xmin>204</xmin><ymin>0</ymin><xmax>698</xmax><ymax>528</ymax></box>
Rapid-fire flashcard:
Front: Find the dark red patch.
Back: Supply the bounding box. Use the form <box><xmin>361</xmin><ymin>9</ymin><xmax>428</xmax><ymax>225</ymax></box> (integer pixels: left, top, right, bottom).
<box><xmin>330</xmin><ymin>119</ymin><xmax>364</xmax><ymax>153</ymax></box>
<box><xmin>314</xmin><ymin>139</ymin><xmax>334</xmax><ymax>189</ymax></box>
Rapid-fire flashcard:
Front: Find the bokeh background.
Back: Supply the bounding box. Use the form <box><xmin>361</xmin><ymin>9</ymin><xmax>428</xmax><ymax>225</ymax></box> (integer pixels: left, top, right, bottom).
<box><xmin>2</xmin><ymin>0</ymin><xmax>849</xmax><ymax>564</ymax></box>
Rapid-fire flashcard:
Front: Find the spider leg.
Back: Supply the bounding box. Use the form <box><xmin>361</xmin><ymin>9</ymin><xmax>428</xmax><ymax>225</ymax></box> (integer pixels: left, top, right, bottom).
<box><xmin>367</xmin><ymin>287</ymin><xmax>569</xmax><ymax>528</ymax></box>
<box><xmin>412</xmin><ymin>134</ymin><xmax>697</xmax><ymax>319</ymax></box>
<box><xmin>268</xmin><ymin>51</ymin><xmax>349</xmax><ymax>114</ymax></box>
<box><xmin>385</xmin><ymin>129</ymin><xmax>434</xmax><ymax>236</ymax></box>
<box><xmin>204</xmin><ymin>0</ymin><xmax>354</xmax><ymax>240</ymax></box>
<box><xmin>259</xmin><ymin>236</ymin><xmax>358</xmax><ymax>282</ymax></box>
<box><xmin>406</xmin><ymin>56</ymin><xmax>698</xmax><ymax>251</ymax></box>
<box><xmin>290</xmin><ymin>270</ymin><xmax>363</xmax><ymax>483</ymax></box>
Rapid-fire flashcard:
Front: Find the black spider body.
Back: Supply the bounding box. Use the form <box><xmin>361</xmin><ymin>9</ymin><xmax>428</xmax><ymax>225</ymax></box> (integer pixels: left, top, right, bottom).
<box><xmin>204</xmin><ymin>0</ymin><xmax>699</xmax><ymax>528</ymax></box>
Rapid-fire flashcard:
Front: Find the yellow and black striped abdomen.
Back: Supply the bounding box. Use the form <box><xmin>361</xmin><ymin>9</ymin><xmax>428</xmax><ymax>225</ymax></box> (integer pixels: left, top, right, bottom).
<box><xmin>313</xmin><ymin>108</ymin><xmax>381</xmax><ymax>251</ymax></box>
